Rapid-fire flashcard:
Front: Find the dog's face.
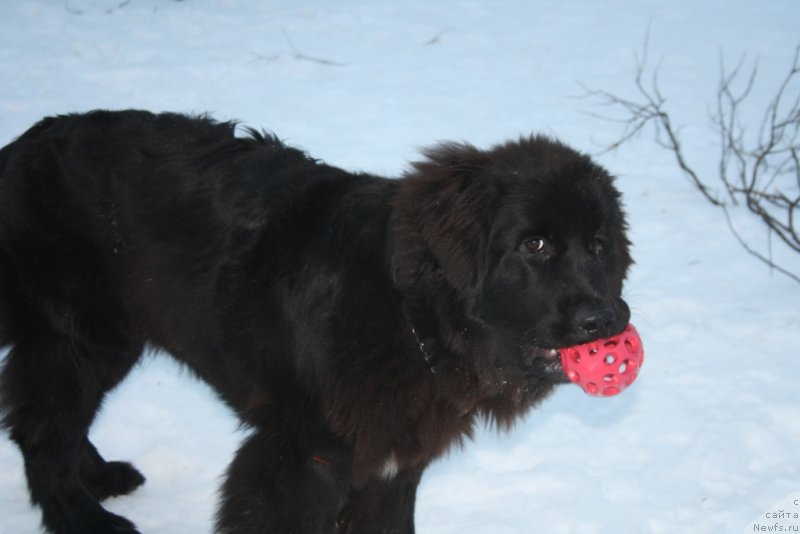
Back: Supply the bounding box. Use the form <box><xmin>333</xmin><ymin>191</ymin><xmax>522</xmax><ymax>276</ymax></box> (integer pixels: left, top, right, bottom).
<box><xmin>476</xmin><ymin>141</ymin><xmax>632</xmax><ymax>387</ymax></box>
<box><xmin>397</xmin><ymin>136</ymin><xmax>632</xmax><ymax>400</ymax></box>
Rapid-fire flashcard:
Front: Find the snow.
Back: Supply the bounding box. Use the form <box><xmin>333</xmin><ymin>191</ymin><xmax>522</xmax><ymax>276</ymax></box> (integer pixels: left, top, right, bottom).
<box><xmin>1</xmin><ymin>1</ymin><xmax>798</xmax><ymax>532</ymax></box>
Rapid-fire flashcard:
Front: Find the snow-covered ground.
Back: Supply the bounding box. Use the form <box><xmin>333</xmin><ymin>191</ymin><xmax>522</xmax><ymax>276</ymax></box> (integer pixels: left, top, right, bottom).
<box><xmin>1</xmin><ymin>1</ymin><xmax>798</xmax><ymax>532</ymax></box>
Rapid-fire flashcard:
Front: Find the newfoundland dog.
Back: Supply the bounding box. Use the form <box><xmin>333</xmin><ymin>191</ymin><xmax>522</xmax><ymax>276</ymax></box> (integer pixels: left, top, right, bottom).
<box><xmin>0</xmin><ymin>110</ymin><xmax>632</xmax><ymax>533</ymax></box>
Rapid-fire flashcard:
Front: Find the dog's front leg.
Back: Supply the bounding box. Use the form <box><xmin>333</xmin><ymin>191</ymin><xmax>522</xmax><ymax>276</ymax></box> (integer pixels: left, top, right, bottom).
<box><xmin>215</xmin><ymin>427</ymin><xmax>350</xmax><ymax>534</ymax></box>
<box><xmin>337</xmin><ymin>467</ymin><xmax>424</xmax><ymax>534</ymax></box>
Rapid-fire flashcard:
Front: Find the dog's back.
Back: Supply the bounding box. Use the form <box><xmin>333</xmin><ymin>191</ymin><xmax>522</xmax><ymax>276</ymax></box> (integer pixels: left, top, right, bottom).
<box><xmin>0</xmin><ymin>110</ymin><xmax>406</xmax><ymax>533</ymax></box>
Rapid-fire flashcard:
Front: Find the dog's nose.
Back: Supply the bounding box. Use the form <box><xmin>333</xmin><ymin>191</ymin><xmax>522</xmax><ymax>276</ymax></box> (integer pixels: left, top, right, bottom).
<box><xmin>574</xmin><ymin>304</ymin><xmax>617</xmax><ymax>340</ymax></box>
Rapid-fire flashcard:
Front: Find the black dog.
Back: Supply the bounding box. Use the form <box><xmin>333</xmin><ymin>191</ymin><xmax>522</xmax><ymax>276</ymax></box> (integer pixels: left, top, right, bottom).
<box><xmin>0</xmin><ymin>110</ymin><xmax>632</xmax><ymax>533</ymax></box>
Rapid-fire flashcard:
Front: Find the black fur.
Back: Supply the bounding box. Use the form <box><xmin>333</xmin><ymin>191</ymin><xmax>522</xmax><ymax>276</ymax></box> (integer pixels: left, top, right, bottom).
<box><xmin>0</xmin><ymin>110</ymin><xmax>632</xmax><ymax>533</ymax></box>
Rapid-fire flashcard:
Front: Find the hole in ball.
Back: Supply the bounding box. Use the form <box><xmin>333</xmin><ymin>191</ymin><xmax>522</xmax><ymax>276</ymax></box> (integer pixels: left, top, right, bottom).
<box><xmin>568</xmin><ymin>370</ymin><xmax>580</xmax><ymax>382</ymax></box>
<box><xmin>604</xmin><ymin>354</ymin><xmax>616</xmax><ymax>365</ymax></box>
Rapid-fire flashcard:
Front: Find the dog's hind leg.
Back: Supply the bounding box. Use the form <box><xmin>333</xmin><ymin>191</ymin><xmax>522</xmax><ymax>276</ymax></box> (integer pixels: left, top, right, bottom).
<box><xmin>0</xmin><ymin>320</ymin><xmax>143</xmax><ymax>534</ymax></box>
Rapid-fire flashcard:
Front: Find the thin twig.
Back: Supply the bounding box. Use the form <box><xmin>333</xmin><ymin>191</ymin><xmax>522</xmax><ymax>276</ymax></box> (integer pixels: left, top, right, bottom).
<box><xmin>281</xmin><ymin>28</ymin><xmax>348</xmax><ymax>67</ymax></box>
<box><xmin>722</xmin><ymin>205</ymin><xmax>800</xmax><ymax>283</ymax></box>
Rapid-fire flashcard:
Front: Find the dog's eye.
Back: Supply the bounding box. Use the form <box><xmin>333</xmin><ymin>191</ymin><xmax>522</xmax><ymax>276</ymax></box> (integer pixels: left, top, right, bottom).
<box><xmin>590</xmin><ymin>236</ymin><xmax>606</xmax><ymax>256</ymax></box>
<box><xmin>522</xmin><ymin>237</ymin><xmax>548</xmax><ymax>255</ymax></box>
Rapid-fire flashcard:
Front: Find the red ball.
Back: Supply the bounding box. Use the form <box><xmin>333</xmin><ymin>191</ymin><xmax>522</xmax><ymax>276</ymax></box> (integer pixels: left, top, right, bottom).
<box><xmin>560</xmin><ymin>324</ymin><xmax>644</xmax><ymax>397</ymax></box>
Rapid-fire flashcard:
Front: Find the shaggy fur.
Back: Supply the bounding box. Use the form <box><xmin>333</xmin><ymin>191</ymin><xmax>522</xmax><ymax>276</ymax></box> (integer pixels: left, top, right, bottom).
<box><xmin>0</xmin><ymin>110</ymin><xmax>632</xmax><ymax>533</ymax></box>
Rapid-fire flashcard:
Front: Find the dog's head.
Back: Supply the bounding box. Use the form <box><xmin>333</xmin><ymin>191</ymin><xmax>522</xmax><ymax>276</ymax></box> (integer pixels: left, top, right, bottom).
<box><xmin>392</xmin><ymin>136</ymin><xmax>632</xmax><ymax>408</ymax></box>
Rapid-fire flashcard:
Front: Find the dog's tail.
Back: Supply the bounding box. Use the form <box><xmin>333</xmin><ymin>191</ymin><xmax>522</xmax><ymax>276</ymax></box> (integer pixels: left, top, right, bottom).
<box><xmin>0</xmin><ymin>251</ymin><xmax>13</xmax><ymax>349</ymax></box>
<box><xmin>0</xmin><ymin>142</ymin><xmax>17</xmax><ymax>350</ymax></box>
<box><xmin>0</xmin><ymin>119</ymin><xmax>63</xmax><ymax>350</ymax></box>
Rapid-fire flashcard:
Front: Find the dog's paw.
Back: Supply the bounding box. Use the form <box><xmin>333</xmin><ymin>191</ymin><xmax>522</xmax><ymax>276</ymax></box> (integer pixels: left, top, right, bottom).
<box><xmin>83</xmin><ymin>461</ymin><xmax>146</xmax><ymax>501</ymax></box>
<box><xmin>45</xmin><ymin>496</ymin><xmax>142</xmax><ymax>534</ymax></box>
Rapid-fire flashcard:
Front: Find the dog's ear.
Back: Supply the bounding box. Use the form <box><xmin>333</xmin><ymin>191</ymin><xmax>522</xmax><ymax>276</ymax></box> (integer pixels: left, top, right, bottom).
<box><xmin>392</xmin><ymin>142</ymin><xmax>495</xmax><ymax>297</ymax></box>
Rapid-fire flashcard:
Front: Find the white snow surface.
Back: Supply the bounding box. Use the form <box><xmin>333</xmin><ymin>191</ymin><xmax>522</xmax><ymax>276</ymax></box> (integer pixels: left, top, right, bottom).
<box><xmin>1</xmin><ymin>1</ymin><xmax>799</xmax><ymax>533</ymax></box>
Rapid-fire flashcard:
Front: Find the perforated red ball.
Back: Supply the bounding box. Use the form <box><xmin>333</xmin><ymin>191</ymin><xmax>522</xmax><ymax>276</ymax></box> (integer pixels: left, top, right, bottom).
<box><xmin>560</xmin><ymin>324</ymin><xmax>644</xmax><ymax>397</ymax></box>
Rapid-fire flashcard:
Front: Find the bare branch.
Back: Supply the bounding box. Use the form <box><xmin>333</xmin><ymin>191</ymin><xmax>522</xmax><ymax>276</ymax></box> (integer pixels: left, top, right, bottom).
<box><xmin>583</xmin><ymin>36</ymin><xmax>800</xmax><ymax>283</ymax></box>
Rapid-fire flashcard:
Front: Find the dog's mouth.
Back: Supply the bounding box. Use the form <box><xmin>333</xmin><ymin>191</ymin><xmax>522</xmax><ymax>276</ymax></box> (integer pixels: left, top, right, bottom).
<box><xmin>521</xmin><ymin>346</ymin><xmax>571</xmax><ymax>383</ymax></box>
